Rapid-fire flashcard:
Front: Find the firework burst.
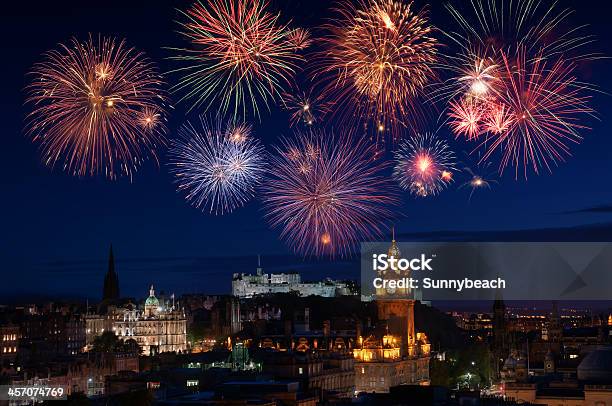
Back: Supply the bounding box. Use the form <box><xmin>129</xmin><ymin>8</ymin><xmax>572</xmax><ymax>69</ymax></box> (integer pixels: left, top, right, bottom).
<box><xmin>168</xmin><ymin>117</ymin><xmax>266</xmax><ymax>215</ymax></box>
<box><xmin>460</xmin><ymin>165</ymin><xmax>497</xmax><ymax>201</ymax></box>
<box><xmin>478</xmin><ymin>50</ymin><xmax>594</xmax><ymax>178</ymax></box>
<box><xmin>281</xmin><ymin>88</ymin><xmax>330</xmax><ymax>127</ymax></box>
<box><xmin>262</xmin><ymin>129</ymin><xmax>397</xmax><ymax>257</ymax></box>
<box><xmin>393</xmin><ymin>132</ymin><xmax>457</xmax><ymax>198</ymax></box>
<box><xmin>483</xmin><ymin>103</ymin><xmax>515</xmax><ymax>135</ymax></box>
<box><xmin>287</xmin><ymin>28</ymin><xmax>313</xmax><ymax>51</ymax></box>
<box><xmin>444</xmin><ymin>0</ymin><xmax>597</xmax><ymax>63</ymax></box>
<box><xmin>25</xmin><ymin>35</ymin><xmax>168</xmax><ymax>180</ymax></box>
<box><xmin>437</xmin><ymin>0</ymin><xmax>598</xmax><ymax>150</ymax></box>
<box><xmin>169</xmin><ymin>0</ymin><xmax>301</xmax><ymax>119</ymax></box>
<box><xmin>315</xmin><ymin>0</ymin><xmax>439</xmax><ymax>144</ymax></box>
<box><xmin>448</xmin><ymin>99</ymin><xmax>484</xmax><ymax>141</ymax></box>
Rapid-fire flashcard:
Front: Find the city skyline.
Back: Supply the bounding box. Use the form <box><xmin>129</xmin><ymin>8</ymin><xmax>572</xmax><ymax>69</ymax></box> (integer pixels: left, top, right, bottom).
<box><xmin>1</xmin><ymin>0</ymin><xmax>611</xmax><ymax>404</ymax></box>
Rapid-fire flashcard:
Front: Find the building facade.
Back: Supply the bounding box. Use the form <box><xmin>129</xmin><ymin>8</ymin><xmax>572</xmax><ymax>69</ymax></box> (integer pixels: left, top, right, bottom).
<box><xmin>354</xmin><ymin>300</ymin><xmax>431</xmax><ymax>393</ymax></box>
<box><xmin>87</xmin><ymin>285</ymin><xmax>188</xmax><ymax>356</ymax></box>
<box><xmin>232</xmin><ymin>259</ymin><xmax>353</xmax><ymax>298</ymax></box>
<box><xmin>113</xmin><ymin>286</ymin><xmax>187</xmax><ymax>355</ymax></box>
<box><xmin>0</xmin><ymin>324</ymin><xmax>19</xmax><ymax>367</ymax></box>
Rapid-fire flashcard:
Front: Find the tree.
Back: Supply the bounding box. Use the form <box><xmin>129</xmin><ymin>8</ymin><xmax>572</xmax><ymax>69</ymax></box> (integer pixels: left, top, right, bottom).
<box><xmin>430</xmin><ymin>359</ymin><xmax>451</xmax><ymax>387</ymax></box>
<box><xmin>92</xmin><ymin>331</ymin><xmax>120</xmax><ymax>353</ymax></box>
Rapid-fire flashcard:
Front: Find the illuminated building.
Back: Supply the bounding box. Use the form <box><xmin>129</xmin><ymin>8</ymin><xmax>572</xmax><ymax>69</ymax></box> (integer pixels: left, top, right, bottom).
<box><xmin>86</xmin><ymin>256</ymin><xmax>187</xmax><ymax>356</ymax></box>
<box><xmin>112</xmin><ymin>285</ymin><xmax>187</xmax><ymax>356</ymax></box>
<box><xmin>260</xmin><ymin>348</ymin><xmax>355</xmax><ymax>398</ymax></box>
<box><xmin>232</xmin><ymin>257</ymin><xmax>353</xmax><ymax>298</ymax></box>
<box><xmin>256</xmin><ymin>322</ymin><xmax>356</xmax><ymax>399</ymax></box>
<box><xmin>0</xmin><ymin>324</ymin><xmax>19</xmax><ymax>368</ymax></box>
<box><xmin>505</xmin><ymin>346</ymin><xmax>612</xmax><ymax>405</ymax></box>
<box><xmin>353</xmin><ymin>238</ymin><xmax>431</xmax><ymax>393</ymax></box>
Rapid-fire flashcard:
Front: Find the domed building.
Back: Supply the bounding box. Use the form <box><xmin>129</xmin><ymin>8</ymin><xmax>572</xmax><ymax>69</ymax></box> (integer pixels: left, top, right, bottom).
<box><xmin>577</xmin><ymin>346</ymin><xmax>612</xmax><ymax>383</ymax></box>
<box><xmin>113</xmin><ymin>285</ymin><xmax>187</xmax><ymax>356</ymax></box>
<box><xmin>505</xmin><ymin>345</ymin><xmax>612</xmax><ymax>405</ymax></box>
<box><xmin>144</xmin><ymin>285</ymin><xmax>160</xmax><ymax>317</ymax></box>
<box><xmin>87</xmin><ymin>283</ymin><xmax>187</xmax><ymax>356</ymax></box>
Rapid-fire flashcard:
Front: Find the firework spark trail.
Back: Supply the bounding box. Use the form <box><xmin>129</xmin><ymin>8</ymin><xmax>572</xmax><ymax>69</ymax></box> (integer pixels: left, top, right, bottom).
<box><xmin>459</xmin><ymin>165</ymin><xmax>497</xmax><ymax>202</ymax></box>
<box><xmin>448</xmin><ymin>99</ymin><xmax>484</xmax><ymax>141</ymax></box>
<box><xmin>262</xmin><ymin>129</ymin><xmax>397</xmax><ymax>257</ymax></box>
<box><xmin>483</xmin><ymin>103</ymin><xmax>515</xmax><ymax>135</ymax></box>
<box><xmin>25</xmin><ymin>35</ymin><xmax>168</xmax><ymax>180</ymax></box>
<box><xmin>281</xmin><ymin>88</ymin><xmax>330</xmax><ymax>127</ymax></box>
<box><xmin>168</xmin><ymin>117</ymin><xmax>266</xmax><ymax>215</ymax></box>
<box><xmin>435</xmin><ymin>0</ymin><xmax>598</xmax><ymax>179</ymax></box>
<box><xmin>445</xmin><ymin>0</ymin><xmax>597</xmax><ymax>62</ymax></box>
<box><xmin>169</xmin><ymin>0</ymin><xmax>301</xmax><ymax>119</ymax></box>
<box><xmin>478</xmin><ymin>49</ymin><xmax>594</xmax><ymax>178</ymax></box>
<box><xmin>287</xmin><ymin>28</ymin><xmax>313</xmax><ymax>51</ymax></box>
<box><xmin>314</xmin><ymin>0</ymin><xmax>439</xmax><ymax>144</ymax></box>
<box><xmin>434</xmin><ymin>0</ymin><xmax>599</xmax><ymax>107</ymax></box>
<box><xmin>393</xmin><ymin>132</ymin><xmax>457</xmax><ymax>198</ymax></box>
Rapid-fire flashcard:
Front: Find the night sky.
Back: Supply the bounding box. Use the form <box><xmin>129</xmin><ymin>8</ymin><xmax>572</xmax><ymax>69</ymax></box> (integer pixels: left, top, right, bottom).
<box><xmin>1</xmin><ymin>0</ymin><xmax>612</xmax><ymax>301</ymax></box>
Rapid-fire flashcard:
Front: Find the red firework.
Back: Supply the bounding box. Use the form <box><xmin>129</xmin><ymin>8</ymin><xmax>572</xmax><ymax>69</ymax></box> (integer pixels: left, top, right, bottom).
<box><xmin>261</xmin><ymin>129</ymin><xmax>397</xmax><ymax>257</ymax></box>
<box><xmin>478</xmin><ymin>49</ymin><xmax>593</xmax><ymax>178</ymax></box>
<box><xmin>25</xmin><ymin>35</ymin><xmax>168</xmax><ymax>180</ymax></box>
<box><xmin>483</xmin><ymin>103</ymin><xmax>515</xmax><ymax>135</ymax></box>
<box><xmin>287</xmin><ymin>28</ymin><xmax>313</xmax><ymax>51</ymax></box>
<box><xmin>448</xmin><ymin>99</ymin><xmax>484</xmax><ymax>140</ymax></box>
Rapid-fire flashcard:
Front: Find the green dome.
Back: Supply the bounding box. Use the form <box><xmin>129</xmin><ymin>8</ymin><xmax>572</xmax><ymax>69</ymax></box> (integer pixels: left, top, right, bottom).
<box><xmin>145</xmin><ymin>285</ymin><xmax>159</xmax><ymax>307</ymax></box>
<box><xmin>145</xmin><ymin>296</ymin><xmax>159</xmax><ymax>306</ymax></box>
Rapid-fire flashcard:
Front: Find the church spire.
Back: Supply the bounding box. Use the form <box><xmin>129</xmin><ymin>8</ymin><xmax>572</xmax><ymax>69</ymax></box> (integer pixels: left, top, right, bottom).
<box><xmin>256</xmin><ymin>255</ymin><xmax>263</xmax><ymax>276</ymax></box>
<box><xmin>102</xmin><ymin>244</ymin><xmax>120</xmax><ymax>301</ymax></box>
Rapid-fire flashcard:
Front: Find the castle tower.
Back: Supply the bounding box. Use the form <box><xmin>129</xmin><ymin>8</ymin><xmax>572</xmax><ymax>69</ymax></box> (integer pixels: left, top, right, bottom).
<box><xmin>102</xmin><ymin>244</ymin><xmax>120</xmax><ymax>301</ymax></box>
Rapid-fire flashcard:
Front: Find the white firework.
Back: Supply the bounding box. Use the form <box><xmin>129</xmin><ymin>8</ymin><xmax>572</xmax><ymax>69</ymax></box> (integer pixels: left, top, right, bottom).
<box><xmin>169</xmin><ymin>117</ymin><xmax>266</xmax><ymax>214</ymax></box>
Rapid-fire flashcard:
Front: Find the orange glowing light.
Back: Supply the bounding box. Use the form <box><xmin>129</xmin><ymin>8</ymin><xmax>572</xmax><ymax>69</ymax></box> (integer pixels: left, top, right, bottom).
<box><xmin>416</xmin><ymin>156</ymin><xmax>431</xmax><ymax>173</ymax></box>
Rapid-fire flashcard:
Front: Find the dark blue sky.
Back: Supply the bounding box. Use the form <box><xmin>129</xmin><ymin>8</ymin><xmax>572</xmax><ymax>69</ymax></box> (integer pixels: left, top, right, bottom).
<box><xmin>1</xmin><ymin>0</ymin><xmax>612</xmax><ymax>300</ymax></box>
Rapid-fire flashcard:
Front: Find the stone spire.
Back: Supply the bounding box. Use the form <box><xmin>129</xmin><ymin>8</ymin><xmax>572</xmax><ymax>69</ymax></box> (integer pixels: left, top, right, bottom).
<box><xmin>102</xmin><ymin>244</ymin><xmax>120</xmax><ymax>301</ymax></box>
